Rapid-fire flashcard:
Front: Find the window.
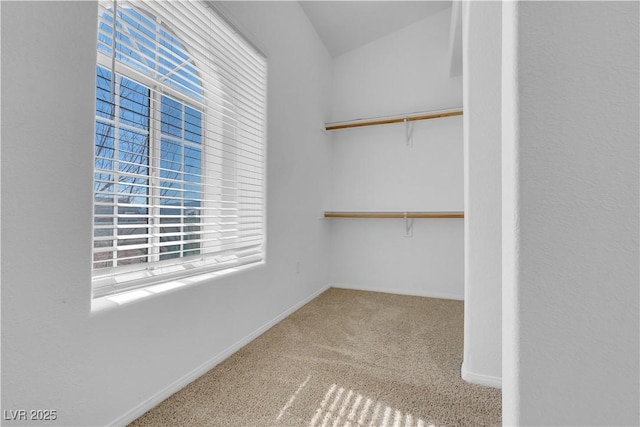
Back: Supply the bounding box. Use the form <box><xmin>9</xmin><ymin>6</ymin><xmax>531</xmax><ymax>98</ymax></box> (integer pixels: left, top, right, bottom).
<box><xmin>93</xmin><ymin>0</ymin><xmax>267</xmax><ymax>298</ymax></box>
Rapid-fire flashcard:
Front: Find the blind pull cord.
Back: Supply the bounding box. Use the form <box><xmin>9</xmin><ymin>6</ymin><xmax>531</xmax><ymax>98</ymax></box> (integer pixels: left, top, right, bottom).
<box><xmin>109</xmin><ymin>0</ymin><xmax>118</xmax><ymax>105</ymax></box>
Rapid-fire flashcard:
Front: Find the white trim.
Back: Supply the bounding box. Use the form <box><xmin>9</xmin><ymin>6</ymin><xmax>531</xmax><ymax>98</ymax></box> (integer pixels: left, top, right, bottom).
<box><xmin>461</xmin><ymin>362</ymin><xmax>502</xmax><ymax>389</ymax></box>
<box><xmin>108</xmin><ymin>283</ymin><xmax>330</xmax><ymax>427</ymax></box>
<box><xmin>330</xmin><ymin>283</ymin><xmax>464</xmax><ymax>301</ymax></box>
<box><xmin>91</xmin><ymin>261</ymin><xmax>265</xmax><ymax>313</ymax></box>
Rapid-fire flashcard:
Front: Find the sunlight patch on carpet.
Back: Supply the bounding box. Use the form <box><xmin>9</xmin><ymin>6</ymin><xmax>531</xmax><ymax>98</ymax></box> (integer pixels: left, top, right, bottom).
<box><xmin>307</xmin><ymin>383</ymin><xmax>434</xmax><ymax>427</ymax></box>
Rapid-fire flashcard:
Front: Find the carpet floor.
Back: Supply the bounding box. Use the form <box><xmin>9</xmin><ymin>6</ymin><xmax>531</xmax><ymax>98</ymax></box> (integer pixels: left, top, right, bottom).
<box><xmin>129</xmin><ymin>288</ymin><xmax>501</xmax><ymax>427</ymax></box>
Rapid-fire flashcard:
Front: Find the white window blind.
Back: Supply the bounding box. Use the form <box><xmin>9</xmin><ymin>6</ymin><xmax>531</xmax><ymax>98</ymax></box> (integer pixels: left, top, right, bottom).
<box><xmin>93</xmin><ymin>0</ymin><xmax>267</xmax><ymax>298</ymax></box>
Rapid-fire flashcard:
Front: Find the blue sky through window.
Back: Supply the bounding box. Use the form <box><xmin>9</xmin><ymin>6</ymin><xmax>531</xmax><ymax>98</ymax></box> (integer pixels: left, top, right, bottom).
<box><xmin>94</xmin><ymin>60</ymin><xmax>203</xmax><ymax>266</ymax></box>
<box><xmin>97</xmin><ymin>6</ymin><xmax>203</xmax><ymax>101</ymax></box>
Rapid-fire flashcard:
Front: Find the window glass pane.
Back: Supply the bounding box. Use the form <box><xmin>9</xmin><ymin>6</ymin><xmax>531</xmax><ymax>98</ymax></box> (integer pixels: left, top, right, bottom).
<box><xmin>121</xmin><ymin>8</ymin><xmax>156</xmax><ymax>46</ymax></box>
<box><xmin>184</xmin><ymin>106</ymin><xmax>202</xmax><ymax>144</ymax></box>
<box><xmin>95</xmin><ymin>122</ymin><xmax>114</xmax><ymax>171</ymax></box>
<box><xmin>97</xmin><ymin>13</ymin><xmax>114</xmax><ymax>57</ymax></box>
<box><xmin>184</xmin><ymin>146</ymin><xmax>202</xmax><ymax>182</ymax></box>
<box><xmin>119</xmin><ymin>77</ymin><xmax>150</xmax><ymax>130</ymax></box>
<box><xmin>160</xmin><ymin>138</ymin><xmax>182</xmax><ymax>174</ymax></box>
<box><xmin>118</xmin><ymin>129</ymin><xmax>149</xmax><ymax>175</ymax></box>
<box><xmin>182</xmin><ymin>64</ymin><xmax>202</xmax><ymax>96</ymax></box>
<box><xmin>161</xmin><ymin>96</ymin><xmax>182</xmax><ymax>137</ymax></box>
<box><xmin>96</xmin><ymin>67</ymin><xmax>114</xmax><ymax>120</ymax></box>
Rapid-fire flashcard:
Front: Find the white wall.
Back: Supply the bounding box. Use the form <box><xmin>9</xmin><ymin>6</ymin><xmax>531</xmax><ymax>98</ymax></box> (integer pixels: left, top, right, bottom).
<box><xmin>461</xmin><ymin>1</ymin><xmax>502</xmax><ymax>388</ymax></box>
<box><xmin>329</xmin><ymin>9</ymin><xmax>465</xmax><ymax>300</ymax></box>
<box><xmin>502</xmin><ymin>2</ymin><xmax>639</xmax><ymax>425</ymax></box>
<box><xmin>1</xmin><ymin>1</ymin><xmax>332</xmax><ymax>425</ymax></box>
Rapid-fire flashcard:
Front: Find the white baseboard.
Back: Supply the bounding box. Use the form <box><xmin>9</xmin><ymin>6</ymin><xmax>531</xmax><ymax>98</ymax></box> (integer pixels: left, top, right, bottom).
<box><xmin>330</xmin><ymin>283</ymin><xmax>464</xmax><ymax>301</ymax></box>
<box><xmin>461</xmin><ymin>363</ymin><xmax>502</xmax><ymax>389</ymax></box>
<box><xmin>109</xmin><ymin>284</ymin><xmax>330</xmax><ymax>427</ymax></box>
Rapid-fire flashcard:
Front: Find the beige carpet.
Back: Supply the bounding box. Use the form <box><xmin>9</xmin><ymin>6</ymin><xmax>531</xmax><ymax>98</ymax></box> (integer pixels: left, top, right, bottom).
<box><xmin>129</xmin><ymin>288</ymin><xmax>501</xmax><ymax>427</ymax></box>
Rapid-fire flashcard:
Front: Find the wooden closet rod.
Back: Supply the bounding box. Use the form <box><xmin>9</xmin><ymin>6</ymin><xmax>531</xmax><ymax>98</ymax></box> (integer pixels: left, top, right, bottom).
<box><xmin>324</xmin><ymin>211</ymin><xmax>464</xmax><ymax>219</ymax></box>
<box><xmin>325</xmin><ymin>109</ymin><xmax>463</xmax><ymax>131</ymax></box>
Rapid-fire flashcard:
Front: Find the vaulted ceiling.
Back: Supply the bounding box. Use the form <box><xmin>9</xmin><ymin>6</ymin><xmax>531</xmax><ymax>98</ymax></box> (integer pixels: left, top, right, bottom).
<box><xmin>299</xmin><ymin>1</ymin><xmax>452</xmax><ymax>57</ymax></box>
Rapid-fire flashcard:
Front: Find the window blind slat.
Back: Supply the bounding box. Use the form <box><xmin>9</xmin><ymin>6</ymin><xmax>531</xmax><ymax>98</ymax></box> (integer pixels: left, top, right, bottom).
<box><xmin>93</xmin><ymin>0</ymin><xmax>266</xmax><ymax>297</ymax></box>
<box><xmin>100</xmin><ymin>1</ymin><xmax>267</xmax><ymax>115</ymax></box>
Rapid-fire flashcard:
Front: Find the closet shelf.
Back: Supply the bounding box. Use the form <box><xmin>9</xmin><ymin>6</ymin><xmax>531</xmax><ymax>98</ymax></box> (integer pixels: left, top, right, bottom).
<box><xmin>325</xmin><ymin>108</ymin><xmax>463</xmax><ymax>131</ymax></box>
<box><xmin>324</xmin><ymin>211</ymin><xmax>464</xmax><ymax>219</ymax></box>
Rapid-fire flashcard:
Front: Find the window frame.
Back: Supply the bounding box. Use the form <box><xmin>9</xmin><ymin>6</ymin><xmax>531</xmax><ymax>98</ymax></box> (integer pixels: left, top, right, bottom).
<box><xmin>93</xmin><ymin>60</ymin><xmax>208</xmax><ymax>273</ymax></box>
<box><xmin>92</xmin><ymin>1</ymin><xmax>267</xmax><ymax>298</ymax></box>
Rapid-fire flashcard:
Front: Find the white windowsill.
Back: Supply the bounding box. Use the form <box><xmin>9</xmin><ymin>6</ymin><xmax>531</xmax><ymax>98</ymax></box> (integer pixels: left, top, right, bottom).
<box><xmin>90</xmin><ymin>261</ymin><xmax>265</xmax><ymax>314</ymax></box>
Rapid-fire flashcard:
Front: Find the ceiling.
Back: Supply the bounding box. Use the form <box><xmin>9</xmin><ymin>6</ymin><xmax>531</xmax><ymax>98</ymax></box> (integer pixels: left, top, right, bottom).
<box><xmin>299</xmin><ymin>1</ymin><xmax>452</xmax><ymax>57</ymax></box>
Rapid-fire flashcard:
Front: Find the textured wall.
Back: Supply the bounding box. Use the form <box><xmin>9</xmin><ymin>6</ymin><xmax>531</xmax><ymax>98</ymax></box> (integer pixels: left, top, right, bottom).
<box><xmin>462</xmin><ymin>1</ymin><xmax>502</xmax><ymax>388</ymax></box>
<box><xmin>1</xmin><ymin>2</ymin><xmax>333</xmax><ymax>425</ymax></box>
<box><xmin>502</xmin><ymin>2</ymin><xmax>639</xmax><ymax>425</ymax></box>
